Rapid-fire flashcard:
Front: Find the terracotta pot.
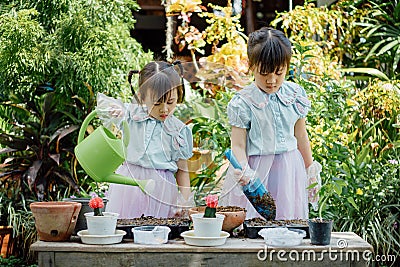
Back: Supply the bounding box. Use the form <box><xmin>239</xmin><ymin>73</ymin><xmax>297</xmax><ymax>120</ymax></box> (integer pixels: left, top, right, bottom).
<box><xmin>189</xmin><ymin>206</ymin><xmax>246</xmax><ymax>232</ymax></box>
<box><xmin>30</xmin><ymin>201</ymin><xmax>81</xmax><ymax>241</ymax></box>
<box><xmin>0</xmin><ymin>226</ymin><xmax>14</xmax><ymax>258</ymax></box>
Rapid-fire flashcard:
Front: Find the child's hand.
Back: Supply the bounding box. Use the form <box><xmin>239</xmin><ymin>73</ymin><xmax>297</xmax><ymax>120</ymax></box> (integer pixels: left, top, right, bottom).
<box><xmin>173</xmin><ymin>192</ymin><xmax>195</xmax><ymax>218</ymax></box>
<box><xmin>233</xmin><ymin>162</ymin><xmax>256</xmax><ymax>186</ymax></box>
<box><xmin>109</xmin><ymin>104</ymin><xmax>124</xmax><ymax>118</ymax></box>
<box><xmin>306</xmin><ymin>161</ymin><xmax>322</xmax><ymax>211</ymax></box>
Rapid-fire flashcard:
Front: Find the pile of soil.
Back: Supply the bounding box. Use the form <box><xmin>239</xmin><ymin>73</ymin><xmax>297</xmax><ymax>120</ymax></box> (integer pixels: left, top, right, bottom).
<box><xmin>118</xmin><ymin>215</ymin><xmax>190</xmax><ymax>226</ymax></box>
<box><xmin>246</xmin><ymin>192</ymin><xmax>276</xmax><ymax>221</ymax></box>
<box><xmin>216</xmin><ymin>206</ymin><xmax>246</xmax><ymax>212</ymax></box>
<box><xmin>245</xmin><ymin>218</ymin><xmax>308</xmax><ymax>227</ymax></box>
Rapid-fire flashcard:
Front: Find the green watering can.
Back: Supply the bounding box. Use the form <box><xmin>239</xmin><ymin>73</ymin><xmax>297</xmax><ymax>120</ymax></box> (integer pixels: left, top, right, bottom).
<box><xmin>75</xmin><ymin>110</ymin><xmax>153</xmax><ymax>192</ymax></box>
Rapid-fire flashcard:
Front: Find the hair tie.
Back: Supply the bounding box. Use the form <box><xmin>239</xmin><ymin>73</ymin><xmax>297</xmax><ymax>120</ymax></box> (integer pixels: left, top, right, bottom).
<box><xmin>171</xmin><ymin>60</ymin><xmax>185</xmax><ymax>102</ymax></box>
<box><xmin>128</xmin><ymin>70</ymin><xmax>141</xmax><ymax>104</ymax></box>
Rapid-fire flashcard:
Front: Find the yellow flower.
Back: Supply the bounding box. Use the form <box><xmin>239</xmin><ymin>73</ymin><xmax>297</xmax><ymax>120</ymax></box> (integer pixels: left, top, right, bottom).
<box><xmin>346</xmin><ymin>98</ymin><xmax>358</xmax><ymax>107</ymax></box>
<box><xmin>356</xmin><ymin>188</ymin><xmax>363</xmax><ymax>195</ymax></box>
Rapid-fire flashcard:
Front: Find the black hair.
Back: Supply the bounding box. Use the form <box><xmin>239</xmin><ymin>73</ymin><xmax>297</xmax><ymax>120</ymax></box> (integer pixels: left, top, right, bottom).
<box><xmin>128</xmin><ymin>60</ymin><xmax>185</xmax><ymax>104</ymax></box>
<box><xmin>247</xmin><ymin>27</ymin><xmax>292</xmax><ymax>74</ymax></box>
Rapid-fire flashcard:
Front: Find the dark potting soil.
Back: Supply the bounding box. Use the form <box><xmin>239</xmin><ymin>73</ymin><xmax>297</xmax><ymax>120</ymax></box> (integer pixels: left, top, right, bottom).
<box><xmin>216</xmin><ymin>206</ymin><xmax>246</xmax><ymax>212</ymax></box>
<box><xmin>117</xmin><ymin>215</ymin><xmax>190</xmax><ymax>239</ymax></box>
<box><xmin>246</xmin><ymin>192</ymin><xmax>276</xmax><ymax>221</ymax></box>
<box><xmin>245</xmin><ymin>218</ymin><xmax>308</xmax><ymax>227</ymax></box>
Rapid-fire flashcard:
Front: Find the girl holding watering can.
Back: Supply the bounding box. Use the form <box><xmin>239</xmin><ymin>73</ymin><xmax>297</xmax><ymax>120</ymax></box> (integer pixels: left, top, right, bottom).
<box><xmin>97</xmin><ymin>61</ymin><xmax>194</xmax><ymax>218</ymax></box>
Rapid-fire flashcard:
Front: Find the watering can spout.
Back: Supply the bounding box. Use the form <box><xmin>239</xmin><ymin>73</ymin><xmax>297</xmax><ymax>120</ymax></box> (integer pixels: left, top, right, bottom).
<box><xmin>105</xmin><ymin>173</ymin><xmax>155</xmax><ymax>193</ymax></box>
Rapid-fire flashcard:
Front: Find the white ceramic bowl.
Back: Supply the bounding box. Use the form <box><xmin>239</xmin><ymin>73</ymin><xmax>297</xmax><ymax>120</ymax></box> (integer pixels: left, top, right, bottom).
<box><xmin>132</xmin><ymin>226</ymin><xmax>171</xmax><ymax>244</ymax></box>
<box><xmin>77</xmin><ymin>229</ymin><xmax>126</xmax><ymax>245</ymax></box>
<box><xmin>181</xmin><ymin>230</ymin><xmax>230</xmax><ymax>247</ymax></box>
<box><xmin>258</xmin><ymin>227</ymin><xmax>306</xmax><ymax>247</ymax></box>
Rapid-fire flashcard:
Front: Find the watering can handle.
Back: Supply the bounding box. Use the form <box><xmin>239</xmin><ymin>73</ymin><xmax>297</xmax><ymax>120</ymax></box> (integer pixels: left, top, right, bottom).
<box><xmin>77</xmin><ymin>110</ymin><xmax>130</xmax><ymax>146</ymax></box>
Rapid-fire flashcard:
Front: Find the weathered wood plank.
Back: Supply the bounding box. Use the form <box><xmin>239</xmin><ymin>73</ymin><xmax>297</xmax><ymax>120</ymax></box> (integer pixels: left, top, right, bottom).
<box><xmin>31</xmin><ymin>232</ymin><xmax>373</xmax><ymax>267</ymax></box>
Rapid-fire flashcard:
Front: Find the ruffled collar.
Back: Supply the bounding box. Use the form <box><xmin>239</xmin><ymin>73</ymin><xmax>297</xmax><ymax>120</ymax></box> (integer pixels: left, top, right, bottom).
<box><xmin>129</xmin><ymin>105</ymin><xmax>152</xmax><ymax>122</ymax></box>
<box><xmin>238</xmin><ymin>82</ymin><xmax>310</xmax><ymax>108</ymax></box>
<box><xmin>128</xmin><ymin>104</ymin><xmax>185</xmax><ymax>136</ymax></box>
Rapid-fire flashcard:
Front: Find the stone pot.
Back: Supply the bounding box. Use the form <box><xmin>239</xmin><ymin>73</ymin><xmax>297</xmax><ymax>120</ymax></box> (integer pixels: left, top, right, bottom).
<box><xmin>84</xmin><ymin>212</ymin><xmax>119</xmax><ymax>235</ymax></box>
<box><xmin>191</xmin><ymin>213</ymin><xmax>225</xmax><ymax>237</ymax></box>
<box><xmin>189</xmin><ymin>206</ymin><xmax>246</xmax><ymax>232</ymax></box>
<box><xmin>30</xmin><ymin>201</ymin><xmax>81</xmax><ymax>241</ymax></box>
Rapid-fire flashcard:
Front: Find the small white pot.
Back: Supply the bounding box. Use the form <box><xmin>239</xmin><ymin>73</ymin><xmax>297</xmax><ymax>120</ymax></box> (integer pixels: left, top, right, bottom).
<box><xmin>84</xmin><ymin>212</ymin><xmax>119</xmax><ymax>235</ymax></box>
<box><xmin>191</xmin><ymin>213</ymin><xmax>225</xmax><ymax>237</ymax></box>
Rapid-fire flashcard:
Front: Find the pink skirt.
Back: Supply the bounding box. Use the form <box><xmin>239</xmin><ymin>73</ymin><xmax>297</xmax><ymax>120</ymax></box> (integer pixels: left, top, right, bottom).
<box><xmin>220</xmin><ymin>149</ymin><xmax>308</xmax><ymax>220</ymax></box>
<box><xmin>105</xmin><ymin>163</ymin><xmax>178</xmax><ymax>218</ymax></box>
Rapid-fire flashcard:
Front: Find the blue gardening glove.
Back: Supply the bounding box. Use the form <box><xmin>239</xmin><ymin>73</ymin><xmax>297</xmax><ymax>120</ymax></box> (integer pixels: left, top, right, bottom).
<box><xmin>307</xmin><ymin>161</ymin><xmax>322</xmax><ymax>211</ymax></box>
<box><xmin>233</xmin><ymin>161</ymin><xmax>257</xmax><ymax>186</ymax></box>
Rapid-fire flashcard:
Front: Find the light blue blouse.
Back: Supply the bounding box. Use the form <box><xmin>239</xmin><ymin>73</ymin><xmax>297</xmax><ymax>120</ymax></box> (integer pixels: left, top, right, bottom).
<box><xmin>227</xmin><ymin>81</ymin><xmax>311</xmax><ymax>155</ymax></box>
<box><xmin>121</xmin><ymin>104</ymin><xmax>193</xmax><ymax>172</ymax></box>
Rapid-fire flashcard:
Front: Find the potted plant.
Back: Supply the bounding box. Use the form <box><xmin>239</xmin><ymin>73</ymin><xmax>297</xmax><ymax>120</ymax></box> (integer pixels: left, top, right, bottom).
<box><xmin>308</xmin><ymin>173</ymin><xmax>344</xmax><ymax>246</ymax></box>
<box><xmin>62</xmin><ymin>181</ymin><xmax>109</xmax><ymax>234</ymax></box>
<box><xmin>84</xmin><ymin>196</ymin><xmax>118</xmax><ymax>236</ymax></box>
<box><xmin>190</xmin><ymin>194</ymin><xmax>225</xmax><ymax>237</ymax></box>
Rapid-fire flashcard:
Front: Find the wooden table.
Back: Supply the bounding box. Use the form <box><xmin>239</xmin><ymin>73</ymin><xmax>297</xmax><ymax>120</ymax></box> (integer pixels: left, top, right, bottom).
<box><xmin>31</xmin><ymin>232</ymin><xmax>373</xmax><ymax>267</ymax></box>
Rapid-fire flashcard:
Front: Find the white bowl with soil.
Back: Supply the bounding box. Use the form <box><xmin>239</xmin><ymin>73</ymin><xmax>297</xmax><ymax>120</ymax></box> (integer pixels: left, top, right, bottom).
<box><xmin>117</xmin><ymin>216</ymin><xmax>190</xmax><ymax>239</ymax></box>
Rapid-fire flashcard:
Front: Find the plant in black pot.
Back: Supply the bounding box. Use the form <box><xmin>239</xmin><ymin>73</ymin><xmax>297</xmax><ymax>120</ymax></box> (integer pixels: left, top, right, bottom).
<box><xmin>307</xmin><ymin>167</ymin><xmax>344</xmax><ymax>246</ymax></box>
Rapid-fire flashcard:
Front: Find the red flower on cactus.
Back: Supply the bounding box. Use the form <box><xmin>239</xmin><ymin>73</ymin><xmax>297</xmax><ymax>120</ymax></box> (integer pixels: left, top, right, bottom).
<box><xmin>204</xmin><ymin>194</ymin><xmax>218</xmax><ymax>218</ymax></box>
<box><xmin>205</xmin><ymin>194</ymin><xmax>218</xmax><ymax>208</ymax></box>
<box><xmin>89</xmin><ymin>196</ymin><xmax>104</xmax><ymax>216</ymax></box>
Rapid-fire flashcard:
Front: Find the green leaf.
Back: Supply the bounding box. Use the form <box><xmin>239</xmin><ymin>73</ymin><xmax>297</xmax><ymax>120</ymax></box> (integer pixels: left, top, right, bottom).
<box><xmin>347</xmin><ymin>197</ymin><xmax>359</xmax><ymax>211</ymax></box>
<box><xmin>376</xmin><ymin>39</ymin><xmax>399</xmax><ymax>56</ymax></box>
<box><xmin>339</xmin><ymin>68</ymin><xmax>389</xmax><ymax>81</ymax></box>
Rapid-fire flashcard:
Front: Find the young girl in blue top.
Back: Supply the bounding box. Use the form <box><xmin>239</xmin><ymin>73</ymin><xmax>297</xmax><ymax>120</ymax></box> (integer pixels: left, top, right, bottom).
<box><xmin>99</xmin><ymin>61</ymin><xmax>194</xmax><ymax>218</ymax></box>
<box><xmin>220</xmin><ymin>27</ymin><xmax>321</xmax><ymax>220</ymax></box>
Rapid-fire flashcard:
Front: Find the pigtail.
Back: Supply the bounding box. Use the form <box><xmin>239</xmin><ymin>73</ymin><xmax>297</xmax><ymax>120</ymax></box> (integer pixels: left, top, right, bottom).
<box><xmin>171</xmin><ymin>60</ymin><xmax>185</xmax><ymax>103</ymax></box>
<box><xmin>128</xmin><ymin>70</ymin><xmax>141</xmax><ymax>104</ymax></box>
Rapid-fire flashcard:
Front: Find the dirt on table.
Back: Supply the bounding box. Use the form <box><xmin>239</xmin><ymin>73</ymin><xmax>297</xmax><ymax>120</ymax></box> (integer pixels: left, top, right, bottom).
<box><xmin>216</xmin><ymin>206</ymin><xmax>246</xmax><ymax>212</ymax></box>
<box><xmin>118</xmin><ymin>215</ymin><xmax>190</xmax><ymax>226</ymax></box>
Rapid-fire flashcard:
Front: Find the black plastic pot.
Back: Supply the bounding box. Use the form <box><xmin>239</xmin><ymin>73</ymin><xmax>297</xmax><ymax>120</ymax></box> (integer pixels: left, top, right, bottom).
<box><xmin>308</xmin><ymin>219</ymin><xmax>333</xmax><ymax>245</ymax></box>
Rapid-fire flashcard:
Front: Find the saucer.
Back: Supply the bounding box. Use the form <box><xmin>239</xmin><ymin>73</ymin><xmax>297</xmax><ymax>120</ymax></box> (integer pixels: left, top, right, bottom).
<box><xmin>77</xmin><ymin>229</ymin><xmax>126</xmax><ymax>245</ymax></box>
<box><xmin>180</xmin><ymin>230</ymin><xmax>230</xmax><ymax>247</ymax></box>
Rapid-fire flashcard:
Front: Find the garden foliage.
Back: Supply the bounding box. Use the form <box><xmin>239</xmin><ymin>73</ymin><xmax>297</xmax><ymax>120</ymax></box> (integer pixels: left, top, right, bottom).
<box><xmin>0</xmin><ymin>0</ymin><xmax>152</xmax><ymax>262</ymax></box>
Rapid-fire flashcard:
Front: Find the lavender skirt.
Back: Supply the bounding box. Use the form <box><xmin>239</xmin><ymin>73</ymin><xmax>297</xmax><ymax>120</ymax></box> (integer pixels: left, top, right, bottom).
<box><xmin>105</xmin><ymin>163</ymin><xmax>178</xmax><ymax>219</ymax></box>
<box><xmin>220</xmin><ymin>149</ymin><xmax>308</xmax><ymax>220</ymax></box>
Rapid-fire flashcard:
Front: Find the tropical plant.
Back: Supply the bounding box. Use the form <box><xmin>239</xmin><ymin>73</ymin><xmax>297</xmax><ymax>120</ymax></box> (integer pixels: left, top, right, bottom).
<box><xmin>357</xmin><ymin>0</ymin><xmax>400</xmax><ymax>78</ymax></box>
<box><xmin>272</xmin><ymin>0</ymin><xmax>400</xmax><ymax>80</ymax></box>
<box><xmin>0</xmin><ymin>91</ymin><xmax>80</xmax><ymax>201</ymax></box>
<box><xmin>166</xmin><ymin>0</ymin><xmax>250</xmax><ymax>91</ymax></box>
